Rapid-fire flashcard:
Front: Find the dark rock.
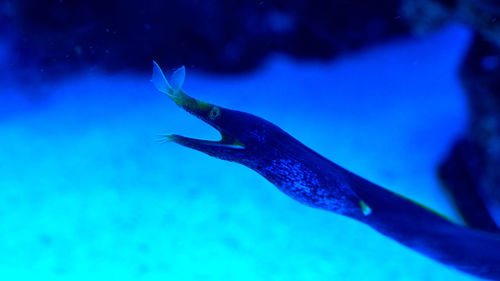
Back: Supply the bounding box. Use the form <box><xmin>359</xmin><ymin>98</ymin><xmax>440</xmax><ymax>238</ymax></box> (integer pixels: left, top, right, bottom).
<box><xmin>438</xmin><ymin>139</ymin><xmax>499</xmax><ymax>232</ymax></box>
<box><xmin>454</xmin><ymin>33</ymin><xmax>500</xmax><ymax>230</ymax></box>
<box><xmin>5</xmin><ymin>0</ymin><xmax>409</xmax><ymax>80</ymax></box>
<box><xmin>404</xmin><ymin>0</ymin><xmax>500</xmax><ymax>230</ymax></box>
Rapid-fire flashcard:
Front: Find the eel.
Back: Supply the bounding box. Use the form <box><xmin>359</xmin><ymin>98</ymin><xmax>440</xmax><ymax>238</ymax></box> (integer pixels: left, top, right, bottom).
<box><xmin>151</xmin><ymin>62</ymin><xmax>500</xmax><ymax>280</ymax></box>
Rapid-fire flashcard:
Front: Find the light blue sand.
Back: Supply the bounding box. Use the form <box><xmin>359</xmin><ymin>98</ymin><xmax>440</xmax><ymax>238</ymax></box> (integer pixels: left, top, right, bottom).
<box><xmin>0</xmin><ymin>25</ymin><xmax>479</xmax><ymax>280</ymax></box>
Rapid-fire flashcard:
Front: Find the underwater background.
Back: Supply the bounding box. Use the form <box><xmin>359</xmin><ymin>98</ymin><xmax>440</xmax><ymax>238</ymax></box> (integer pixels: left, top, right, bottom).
<box><xmin>1</xmin><ymin>1</ymin><xmax>499</xmax><ymax>280</ymax></box>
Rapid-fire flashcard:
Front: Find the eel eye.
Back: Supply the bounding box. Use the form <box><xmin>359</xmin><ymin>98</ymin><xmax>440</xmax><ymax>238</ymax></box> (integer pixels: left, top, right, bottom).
<box><xmin>209</xmin><ymin>106</ymin><xmax>221</xmax><ymax>120</ymax></box>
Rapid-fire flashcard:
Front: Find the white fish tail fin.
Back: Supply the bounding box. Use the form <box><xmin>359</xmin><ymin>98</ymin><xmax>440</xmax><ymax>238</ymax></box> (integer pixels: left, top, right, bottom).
<box><xmin>170</xmin><ymin>65</ymin><xmax>185</xmax><ymax>90</ymax></box>
<box><xmin>151</xmin><ymin>60</ymin><xmax>185</xmax><ymax>95</ymax></box>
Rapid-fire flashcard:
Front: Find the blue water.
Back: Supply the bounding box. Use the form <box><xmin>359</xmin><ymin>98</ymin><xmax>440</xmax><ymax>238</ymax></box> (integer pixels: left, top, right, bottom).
<box><xmin>0</xmin><ymin>25</ymin><xmax>480</xmax><ymax>280</ymax></box>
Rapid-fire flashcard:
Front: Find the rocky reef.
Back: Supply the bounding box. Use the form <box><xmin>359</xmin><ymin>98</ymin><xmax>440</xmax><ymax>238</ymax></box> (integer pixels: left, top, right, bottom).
<box><xmin>403</xmin><ymin>0</ymin><xmax>500</xmax><ymax>231</ymax></box>
<box><xmin>3</xmin><ymin>0</ymin><xmax>408</xmax><ymax>78</ymax></box>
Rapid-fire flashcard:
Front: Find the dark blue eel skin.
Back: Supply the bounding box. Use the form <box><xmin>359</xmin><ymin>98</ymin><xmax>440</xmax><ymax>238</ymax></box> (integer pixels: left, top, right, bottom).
<box><xmin>152</xmin><ymin>63</ymin><xmax>500</xmax><ymax>280</ymax></box>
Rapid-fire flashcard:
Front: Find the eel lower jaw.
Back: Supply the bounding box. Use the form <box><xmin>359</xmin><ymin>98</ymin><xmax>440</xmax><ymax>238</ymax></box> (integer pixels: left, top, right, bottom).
<box><xmin>165</xmin><ymin>134</ymin><xmax>245</xmax><ymax>150</ymax></box>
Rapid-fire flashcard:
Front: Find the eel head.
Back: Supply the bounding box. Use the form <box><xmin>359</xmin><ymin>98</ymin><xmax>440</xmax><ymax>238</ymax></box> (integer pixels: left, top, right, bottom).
<box><xmin>151</xmin><ymin>61</ymin><xmax>285</xmax><ymax>165</ymax></box>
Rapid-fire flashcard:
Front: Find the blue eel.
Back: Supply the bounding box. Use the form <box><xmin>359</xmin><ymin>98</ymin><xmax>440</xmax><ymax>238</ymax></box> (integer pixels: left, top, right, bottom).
<box><xmin>152</xmin><ymin>62</ymin><xmax>500</xmax><ymax>280</ymax></box>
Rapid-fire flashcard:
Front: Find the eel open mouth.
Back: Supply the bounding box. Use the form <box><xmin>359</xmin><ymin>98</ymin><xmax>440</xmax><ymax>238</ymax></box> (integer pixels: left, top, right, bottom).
<box><xmin>152</xmin><ymin>61</ymin><xmax>245</xmax><ymax>153</ymax></box>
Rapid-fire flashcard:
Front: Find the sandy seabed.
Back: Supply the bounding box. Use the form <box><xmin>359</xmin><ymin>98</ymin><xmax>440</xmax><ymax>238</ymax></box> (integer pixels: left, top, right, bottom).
<box><xmin>0</xmin><ymin>25</ymin><xmax>482</xmax><ymax>280</ymax></box>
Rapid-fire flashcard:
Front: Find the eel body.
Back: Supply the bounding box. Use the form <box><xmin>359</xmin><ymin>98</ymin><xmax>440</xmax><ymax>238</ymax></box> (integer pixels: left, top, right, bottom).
<box><xmin>152</xmin><ymin>62</ymin><xmax>500</xmax><ymax>280</ymax></box>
